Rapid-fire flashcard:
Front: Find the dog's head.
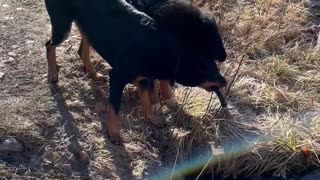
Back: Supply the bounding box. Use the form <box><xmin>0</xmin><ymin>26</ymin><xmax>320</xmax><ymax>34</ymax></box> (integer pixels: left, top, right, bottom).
<box><xmin>157</xmin><ymin>0</ymin><xmax>227</xmax><ymax>91</ymax></box>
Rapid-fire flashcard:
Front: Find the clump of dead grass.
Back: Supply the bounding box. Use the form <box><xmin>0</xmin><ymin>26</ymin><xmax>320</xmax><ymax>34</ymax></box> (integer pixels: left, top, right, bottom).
<box><xmin>208</xmin><ymin>111</ymin><xmax>320</xmax><ymax>178</ymax></box>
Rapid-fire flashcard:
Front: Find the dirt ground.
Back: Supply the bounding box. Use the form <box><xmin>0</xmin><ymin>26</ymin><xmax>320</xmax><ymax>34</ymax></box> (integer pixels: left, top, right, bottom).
<box><xmin>1</xmin><ymin>0</ymin><xmax>320</xmax><ymax>179</ymax></box>
<box><xmin>0</xmin><ymin>0</ymin><xmax>166</xmax><ymax>178</ymax></box>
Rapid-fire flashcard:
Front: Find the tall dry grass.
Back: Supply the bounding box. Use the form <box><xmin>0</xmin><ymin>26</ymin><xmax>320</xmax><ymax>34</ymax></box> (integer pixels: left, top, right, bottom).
<box><xmin>167</xmin><ymin>0</ymin><xmax>320</xmax><ymax>178</ymax></box>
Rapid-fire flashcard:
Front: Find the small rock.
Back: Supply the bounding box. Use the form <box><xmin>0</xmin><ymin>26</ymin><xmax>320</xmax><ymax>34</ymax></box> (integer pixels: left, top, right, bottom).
<box><xmin>16</xmin><ymin>7</ymin><xmax>24</xmax><ymax>11</ymax></box>
<box><xmin>3</xmin><ymin>57</ymin><xmax>15</xmax><ymax>64</ymax></box>
<box><xmin>0</xmin><ymin>63</ymin><xmax>4</xmax><ymax>68</ymax></box>
<box><xmin>12</xmin><ymin>45</ymin><xmax>18</xmax><ymax>49</ymax></box>
<box><xmin>0</xmin><ymin>137</ymin><xmax>24</xmax><ymax>153</ymax></box>
<box><xmin>4</xmin><ymin>16</ymin><xmax>14</xmax><ymax>20</ymax></box>
<box><xmin>0</xmin><ymin>72</ymin><xmax>4</xmax><ymax>79</ymax></box>
<box><xmin>8</xmin><ymin>52</ymin><xmax>17</xmax><ymax>57</ymax></box>
<box><xmin>26</xmin><ymin>40</ymin><xmax>35</xmax><ymax>44</ymax></box>
<box><xmin>2</xmin><ymin>4</ymin><xmax>9</xmax><ymax>8</ymax></box>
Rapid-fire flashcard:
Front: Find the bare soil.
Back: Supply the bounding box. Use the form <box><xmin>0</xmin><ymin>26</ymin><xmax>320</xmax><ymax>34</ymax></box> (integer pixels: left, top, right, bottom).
<box><xmin>0</xmin><ymin>0</ymin><xmax>169</xmax><ymax>178</ymax></box>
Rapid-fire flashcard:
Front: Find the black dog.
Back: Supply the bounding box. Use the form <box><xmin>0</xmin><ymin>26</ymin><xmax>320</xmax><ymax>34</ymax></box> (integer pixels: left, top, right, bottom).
<box><xmin>127</xmin><ymin>0</ymin><xmax>227</xmax><ymax>100</ymax></box>
<box><xmin>44</xmin><ymin>0</ymin><xmax>227</xmax><ymax>145</ymax></box>
<box><xmin>77</xmin><ymin>0</ymin><xmax>228</xmax><ymax>110</ymax></box>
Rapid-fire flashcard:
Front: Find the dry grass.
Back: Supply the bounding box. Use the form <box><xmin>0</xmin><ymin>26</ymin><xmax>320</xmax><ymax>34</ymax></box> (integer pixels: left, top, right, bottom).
<box><xmin>168</xmin><ymin>0</ymin><xmax>320</xmax><ymax>178</ymax></box>
<box><xmin>0</xmin><ymin>0</ymin><xmax>319</xmax><ymax>179</ymax></box>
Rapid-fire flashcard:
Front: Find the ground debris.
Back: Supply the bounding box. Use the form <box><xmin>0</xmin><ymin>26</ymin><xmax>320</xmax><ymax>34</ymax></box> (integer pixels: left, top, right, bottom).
<box><xmin>0</xmin><ymin>137</ymin><xmax>24</xmax><ymax>153</ymax></box>
<box><xmin>7</xmin><ymin>52</ymin><xmax>17</xmax><ymax>57</ymax></box>
<box><xmin>0</xmin><ymin>72</ymin><xmax>4</xmax><ymax>79</ymax></box>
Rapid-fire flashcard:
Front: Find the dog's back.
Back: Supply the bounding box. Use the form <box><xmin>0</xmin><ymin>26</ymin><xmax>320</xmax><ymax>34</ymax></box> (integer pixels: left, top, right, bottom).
<box><xmin>44</xmin><ymin>0</ymin><xmax>163</xmax><ymax>67</ymax></box>
<box><xmin>45</xmin><ymin>0</ymin><xmax>73</xmax><ymax>21</ymax></box>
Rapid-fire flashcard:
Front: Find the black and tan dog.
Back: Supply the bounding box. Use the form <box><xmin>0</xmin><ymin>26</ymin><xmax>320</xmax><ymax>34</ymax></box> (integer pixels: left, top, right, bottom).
<box><xmin>44</xmin><ymin>0</ymin><xmax>227</xmax><ymax>144</ymax></box>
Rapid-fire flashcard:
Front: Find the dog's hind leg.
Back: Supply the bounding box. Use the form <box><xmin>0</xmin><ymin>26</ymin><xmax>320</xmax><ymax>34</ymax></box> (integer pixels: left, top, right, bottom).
<box><xmin>45</xmin><ymin>18</ymin><xmax>72</xmax><ymax>83</ymax></box>
<box><xmin>150</xmin><ymin>80</ymin><xmax>161</xmax><ymax>112</ymax></box>
<box><xmin>159</xmin><ymin>80</ymin><xmax>172</xmax><ymax>101</ymax></box>
<box><xmin>78</xmin><ymin>34</ymin><xmax>104</xmax><ymax>81</ymax></box>
<box><xmin>137</xmin><ymin>79</ymin><xmax>164</xmax><ymax>128</ymax></box>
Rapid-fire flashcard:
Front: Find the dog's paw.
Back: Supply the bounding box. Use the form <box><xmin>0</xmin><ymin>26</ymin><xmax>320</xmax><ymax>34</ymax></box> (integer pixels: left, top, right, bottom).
<box><xmin>47</xmin><ymin>71</ymin><xmax>59</xmax><ymax>84</ymax></box>
<box><xmin>107</xmin><ymin>128</ymin><xmax>123</xmax><ymax>145</ymax></box>
<box><xmin>47</xmin><ymin>64</ymin><xmax>59</xmax><ymax>84</ymax></box>
<box><xmin>151</xmin><ymin>103</ymin><xmax>161</xmax><ymax>112</ymax></box>
<box><xmin>105</xmin><ymin>114</ymin><xmax>123</xmax><ymax>145</ymax></box>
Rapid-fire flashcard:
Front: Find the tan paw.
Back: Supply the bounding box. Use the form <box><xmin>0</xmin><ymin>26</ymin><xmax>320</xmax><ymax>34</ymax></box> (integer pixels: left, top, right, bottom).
<box><xmin>151</xmin><ymin>103</ymin><xmax>161</xmax><ymax>112</ymax></box>
<box><xmin>104</xmin><ymin>112</ymin><xmax>123</xmax><ymax>145</ymax></box>
<box><xmin>107</xmin><ymin>128</ymin><xmax>123</xmax><ymax>145</ymax></box>
<box><xmin>105</xmin><ymin>122</ymin><xmax>123</xmax><ymax>145</ymax></box>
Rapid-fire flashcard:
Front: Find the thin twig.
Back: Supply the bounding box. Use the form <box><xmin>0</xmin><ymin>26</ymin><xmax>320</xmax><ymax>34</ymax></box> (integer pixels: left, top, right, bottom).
<box><xmin>196</xmin><ymin>154</ymin><xmax>215</xmax><ymax>180</ymax></box>
<box><xmin>171</xmin><ymin>139</ymin><xmax>182</xmax><ymax>180</ymax></box>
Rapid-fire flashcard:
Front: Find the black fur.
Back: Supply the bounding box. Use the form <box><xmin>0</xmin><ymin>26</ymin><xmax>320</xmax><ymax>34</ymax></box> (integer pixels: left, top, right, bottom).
<box><xmin>44</xmin><ymin>0</ymin><xmax>226</xmax><ymax>125</ymax></box>
<box><xmin>127</xmin><ymin>0</ymin><xmax>227</xmax><ymax>87</ymax></box>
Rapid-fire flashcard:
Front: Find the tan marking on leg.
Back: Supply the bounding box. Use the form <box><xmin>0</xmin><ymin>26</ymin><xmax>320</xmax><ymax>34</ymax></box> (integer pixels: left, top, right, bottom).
<box><xmin>150</xmin><ymin>80</ymin><xmax>161</xmax><ymax>112</ymax></box>
<box><xmin>79</xmin><ymin>35</ymin><xmax>103</xmax><ymax>81</ymax></box>
<box><xmin>46</xmin><ymin>44</ymin><xmax>59</xmax><ymax>83</ymax></box>
<box><xmin>137</xmin><ymin>85</ymin><xmax>153</xmax><ymax>119</ymax></box>
<box><xmin>159</xmin><ymin>80</ymin><xmax>179</xmax><ymax>109</ymax></box>
<box><xmin>159</xmin><ymin>80</ymin><xmax>172</xmax><ymax>101</ymax></box>
<box><xmin>137</xmin><ymin>84</ymin><xmax>164</xmax><ymax>127</ymax></box>
<box><xmin>105</xmin><ymin>105</ymin><xmax>122</xmax><ymax>145</ymax></box>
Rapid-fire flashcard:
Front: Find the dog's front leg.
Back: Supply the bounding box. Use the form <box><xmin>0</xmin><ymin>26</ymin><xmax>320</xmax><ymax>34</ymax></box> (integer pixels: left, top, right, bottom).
<box><xmin>45</xmin><ymin>41</ymin><xmax>59</xmax><ymax>83</ymax></box>
<box><xmin>105</xmin><ymin>71</ymin><xmax>126</xmax><ymax>145</ymax></box>
<box><xmin>212</xmin><ymin>88</ymin><xmax>227</xmax><ymax>108</ymax></box>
